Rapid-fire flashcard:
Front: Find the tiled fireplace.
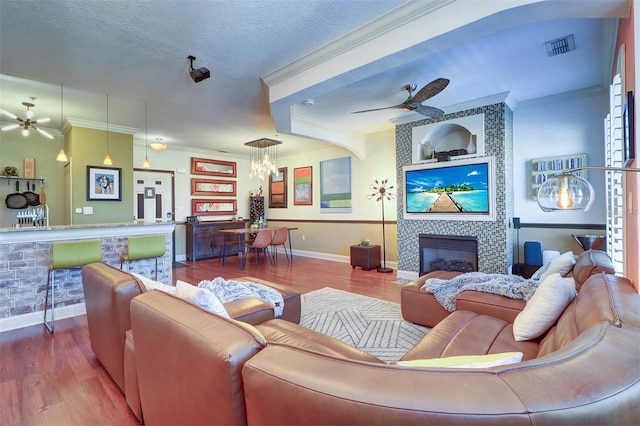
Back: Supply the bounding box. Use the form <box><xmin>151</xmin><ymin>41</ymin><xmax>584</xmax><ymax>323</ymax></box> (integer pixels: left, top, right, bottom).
<box><xmin>395</xmin><ymin>100</ymin><xmax>514</xmax><ymax>276</ymax></box>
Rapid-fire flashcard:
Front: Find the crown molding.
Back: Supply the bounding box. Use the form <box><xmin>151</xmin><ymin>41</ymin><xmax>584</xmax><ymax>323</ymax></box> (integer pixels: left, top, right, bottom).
<box><xmin>262</xmin><ymin>0</ymin><xmax>455</xmax><ymax>87</ymax></box>
<box><xmin>65</xmin><ymin>117</ymin><xmax>139</xmax><ymax>135</ymax></box>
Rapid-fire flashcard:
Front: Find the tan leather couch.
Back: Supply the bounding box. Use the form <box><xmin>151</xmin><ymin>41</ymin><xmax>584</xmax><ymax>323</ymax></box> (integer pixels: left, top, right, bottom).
<box><xmin>242</xmin><ymin>271</ymin><xmax>639</xmax><ymax>424</ymax></box>
<box><xmin>401</xmin><ymin>249</ymin><xmax>615</xmax><ymax>327</ymax></box>
<box><xmin>81</xmin><ymin>262</ymin><xmax>300</xmax><ymax>422</ymax></box>
<box><xmin>127</xmin><ymin>264</ymin><xmax>639</xmax><ymax>424</ymax></box>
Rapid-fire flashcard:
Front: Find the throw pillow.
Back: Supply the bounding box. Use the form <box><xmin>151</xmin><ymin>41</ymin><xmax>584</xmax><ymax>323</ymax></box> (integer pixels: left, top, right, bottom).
<box><xmin>176</xmin><ymin>280</ymin><xmax>230</xmax><ymax>318</ymax></box>
<box><xmin>397</xmin><ymin>352</ymin><xmax>523</xmax><ymax>369</ymax></box>
<box><xmin>131</xmin><ymin>272</ymin><xmax>176</xmax><ymax>295</ymax></box>
<box><xmin>537</xmin><ymin>251</ymin><xmax>576</xmax><ymax>282</ymax></box>
<box><xmin>513</xmin><ymin>273</ymin><xmax>577</xmax><ymax>341</ymax></box>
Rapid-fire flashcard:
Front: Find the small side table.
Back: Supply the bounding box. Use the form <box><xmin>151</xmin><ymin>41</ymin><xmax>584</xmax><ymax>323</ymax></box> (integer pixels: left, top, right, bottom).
<box><xmin>350</xmin><ymin>244</ymin><xmax>381</xmax><ymax>271</ymax></box>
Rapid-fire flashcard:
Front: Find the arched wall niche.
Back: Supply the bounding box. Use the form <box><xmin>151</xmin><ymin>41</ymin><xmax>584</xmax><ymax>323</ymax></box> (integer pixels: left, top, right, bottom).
<box><xmin>412</xmin><ymin>113</ymin><xmax>485</xmax><ymax>163</ymax></box>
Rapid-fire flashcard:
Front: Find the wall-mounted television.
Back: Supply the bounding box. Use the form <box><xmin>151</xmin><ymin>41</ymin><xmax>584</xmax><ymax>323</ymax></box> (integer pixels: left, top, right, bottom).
<box><xmin>403</xmin><ymin>156</ymin><xmax>496</xmax><ymax>221</ymax></box>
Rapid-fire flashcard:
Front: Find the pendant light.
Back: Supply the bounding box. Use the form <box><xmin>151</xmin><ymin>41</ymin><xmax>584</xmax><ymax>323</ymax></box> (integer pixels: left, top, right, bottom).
<box><xmin>55</xmin><ymin>84</ymin><xmax>68</xmax><ymax>162</ymax></box>
<box><xmin>142</xmin><ymin>102</ymin><xmax>151</xmax><ymax>168</ymax></box>
<box><xmin>103</xmin><ymin>94</ymin><xmax>113</xmax><ymax>165</ymax></box>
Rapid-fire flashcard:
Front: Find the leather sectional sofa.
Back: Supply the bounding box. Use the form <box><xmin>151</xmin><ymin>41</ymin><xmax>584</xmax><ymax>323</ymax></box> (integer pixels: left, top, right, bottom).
<box><xmin>82</xmin><ymin>252</ymin><xmax>639</xmax><ymax>424</ymax></box>
<box><xmin>401</xmin><ymin>249</ymin><xmax>616</xmax><ymax>327</ymax></box>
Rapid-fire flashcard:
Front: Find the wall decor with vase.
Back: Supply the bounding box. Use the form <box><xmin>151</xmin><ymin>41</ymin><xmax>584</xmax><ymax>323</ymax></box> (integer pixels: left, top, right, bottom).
<box><xmin>411</xmin><ymin>113</ymin><xmax>485</xmax><ymax>164</ymax></box>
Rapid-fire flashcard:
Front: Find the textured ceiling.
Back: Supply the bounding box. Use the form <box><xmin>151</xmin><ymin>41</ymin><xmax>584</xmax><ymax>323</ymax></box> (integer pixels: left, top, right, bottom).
<box><xmin>0</xmin><ymin>0</ymin><xmax>630</xmax><ymax>156</ymax></box>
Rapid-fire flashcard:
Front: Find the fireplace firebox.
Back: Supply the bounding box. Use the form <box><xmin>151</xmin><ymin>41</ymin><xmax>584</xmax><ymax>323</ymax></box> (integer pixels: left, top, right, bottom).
<box><xmin>419</xmin><ymin>234</ymin><xmax>478</xmax><ymax>276</ymax></box>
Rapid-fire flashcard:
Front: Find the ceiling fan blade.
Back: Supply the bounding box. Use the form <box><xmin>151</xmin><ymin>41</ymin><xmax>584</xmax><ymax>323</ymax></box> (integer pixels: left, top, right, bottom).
<box><xmin>1</xmin><ymin>124</ymin><xmax>20</xmax><ymax>131</ymax></box>
<box><xmin>1</xmin><ymin>109</ymin><xmax>18</xmax><ymax>120</ymax></box>
<box><xmin>412</xmin><ymin>78</ymin><xmax>449</xmax><ymax>103</ymax></box>
<box><xmin>35</xmin><ymin>127</ymin><xmax>54</xmax><ymax>139</ymax></box>
<box><xmin>33</xmin><ymin>117</ymin><xmax>50</xmax><ymax>125</ymax></box>
<box><xmin>351</xmin><ymin>104</ymin><xmax>403</xmax><ymax>114</ymax></box>
<box><xmin>414</xmin><ymin>104</ymin><xmax>445</xmax><ymax>118</ymax></box>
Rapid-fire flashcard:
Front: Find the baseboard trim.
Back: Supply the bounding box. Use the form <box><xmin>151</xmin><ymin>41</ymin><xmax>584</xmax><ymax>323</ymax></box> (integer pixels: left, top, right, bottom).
<box><xmin>1</xmin><ymin>303</ymin><xmax>87</xmax><ymax>333</ymax></box>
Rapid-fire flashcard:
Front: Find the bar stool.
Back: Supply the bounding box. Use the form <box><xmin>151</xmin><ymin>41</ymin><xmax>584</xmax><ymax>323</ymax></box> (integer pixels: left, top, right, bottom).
<box><xmin>44</xmin><ymin>239</ymin><xmax>103</xmax><ymax>333</ymax></box>
<box><xmin>120</xmin><ymin>234</ymin><xmax>166</xmax><ymax>280</ymax></box>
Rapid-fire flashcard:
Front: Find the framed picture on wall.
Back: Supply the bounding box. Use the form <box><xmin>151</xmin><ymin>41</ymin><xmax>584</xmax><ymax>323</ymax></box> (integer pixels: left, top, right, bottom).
<box><xmin>293</xmin><ymin>166</ymin><xmax>312</xmax><ymax>205</ymax></box>
<box><xmin>191</xmin><ymin>198</ymin><xmax>237</xmax><ymax>216</ymax></box>
<box><xmin>87</xmin><ymin>165</ymin><xmax>122</xmax><ymax>201</ymax></box>
<box><xmin>191</xmin><ymin>157</ymin><xmax>237</xmax><ymax>177</ymax></box>
<box><xmin>269</xmin><ymin>167</ymin><xmax>287</xmax><ymax>208</ymax></box>
<box><xmin>623</xmin><ymin>90</ymin><xmax>635</xmax><ymax>167</ymax></box>
<box><xmin>191</xmin><ymin>178</ymin><xmax>236</xmax><ymax>196</ymax></box>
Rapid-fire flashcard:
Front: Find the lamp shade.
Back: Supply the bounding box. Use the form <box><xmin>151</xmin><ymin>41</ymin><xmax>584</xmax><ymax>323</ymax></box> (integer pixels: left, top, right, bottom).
<box><xmin>537</xmin><ymin>173</ymin><xmax>594</xmax><ymax>212</ymax></box>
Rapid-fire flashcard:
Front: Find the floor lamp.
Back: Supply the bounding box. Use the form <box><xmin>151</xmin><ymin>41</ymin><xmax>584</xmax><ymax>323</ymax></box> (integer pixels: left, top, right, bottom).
<box><xmin>367</xmin><ymin>176</ymin><xmax>395</xmax><ymax>273</ymax></box>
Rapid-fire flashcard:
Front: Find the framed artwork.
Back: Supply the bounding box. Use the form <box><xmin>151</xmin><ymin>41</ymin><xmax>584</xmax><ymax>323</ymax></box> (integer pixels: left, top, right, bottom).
<box><xmin>87</xmin><ymin>165</ymin><xmax>122</xmax><ymax>201</ymax></box>
<box><xmin>269</xmin><ymin>167</ymin><xmax>287</xmax><ymax>208</ymax></box>
<box><xmin>191</xmin><ymin>178</ymin><xmax>236</xmax><ymax>196</ymax></box>
<box><xmin>191</xmin><ymin>157</ymin><xmax>237</xmax><ymax>177</ymax></box>
<box><xmin>191</xmin><ymin>198</ymin><xmax>237</xmax><ymax>216</ymax></box>
<box><xmin>320</xmin><ymin>157</ymin><xmax>352</xmax><ymax>213</ymax></box>
<box><xmin>623</xmin><ymin>91</ymin><xmax>635</xmax><ymax>167</ymax></box>
<box><xmin>293</xmin><ymin>166</ymin><xmax>312</xmax><ymax>205</ymax></box>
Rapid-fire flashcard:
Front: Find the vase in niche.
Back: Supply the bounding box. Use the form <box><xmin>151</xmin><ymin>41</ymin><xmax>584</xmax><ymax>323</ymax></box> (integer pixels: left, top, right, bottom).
<box><xmin>466</xmin><ymin>135</ymin><xmax>476</xmax><ymax>155</ymax></box>
<box><xmin>423</xmin><ymin>142</ymin><xmax>434</xmax><ymax>160</ymax></box>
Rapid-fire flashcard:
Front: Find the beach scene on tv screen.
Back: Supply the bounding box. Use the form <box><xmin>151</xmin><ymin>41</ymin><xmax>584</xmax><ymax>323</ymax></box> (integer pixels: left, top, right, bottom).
<box><xmin>406</xmin><ymin>163</ymin><xmax>489</xmax><ymax>213</ymax></box>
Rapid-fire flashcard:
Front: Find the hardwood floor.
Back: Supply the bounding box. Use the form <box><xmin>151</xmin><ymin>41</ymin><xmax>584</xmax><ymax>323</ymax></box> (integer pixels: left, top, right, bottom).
<box><xmin>0</xmin><ymin>254</ymin><xmax>405</xmax><ymax>425</ymax></box>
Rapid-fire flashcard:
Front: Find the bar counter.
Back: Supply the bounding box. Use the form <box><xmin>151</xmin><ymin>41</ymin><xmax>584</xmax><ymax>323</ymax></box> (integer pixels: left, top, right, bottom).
<box><xmin>0</xmin><ymin>221</ymin><xmax>175</xmax><ymax>332</ymax></box>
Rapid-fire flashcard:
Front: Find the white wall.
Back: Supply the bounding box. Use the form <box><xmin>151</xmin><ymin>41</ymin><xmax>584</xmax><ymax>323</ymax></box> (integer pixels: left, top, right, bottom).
<box><xmin>267</xmin><ymin>130</ymin><xmax>397</xmax><ymax>222</ymax></box>
<box><xmin>513</xmin><ymin>88</ymin><xmax>608</xmax><ymax>224</ymax></box>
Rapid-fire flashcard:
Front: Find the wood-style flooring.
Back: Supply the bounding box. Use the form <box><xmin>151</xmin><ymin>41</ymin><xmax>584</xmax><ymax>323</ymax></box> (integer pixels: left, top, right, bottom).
<box><xmin>0</xmin><ymin>254</ymin><xmax>404</xmax><ymax>425</ymax></box>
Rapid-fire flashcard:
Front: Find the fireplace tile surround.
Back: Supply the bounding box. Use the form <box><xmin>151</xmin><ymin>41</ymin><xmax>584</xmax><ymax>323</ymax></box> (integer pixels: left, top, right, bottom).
<box><xmin>396</xmin><ymin>102</ymin><xmax>514</xmax><ymax>276</ymax></box>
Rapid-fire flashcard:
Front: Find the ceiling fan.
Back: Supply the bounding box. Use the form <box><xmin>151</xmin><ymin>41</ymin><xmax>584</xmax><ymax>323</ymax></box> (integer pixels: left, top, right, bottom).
<box><xmin>1</xmin><ymin>99</ymin><xmax>53</xmax><ymax>139</ymax></box>
<box><xmin>351</xmin><ymin>78</ymin><xmax>449</xmax><ymax>118</ymax></box>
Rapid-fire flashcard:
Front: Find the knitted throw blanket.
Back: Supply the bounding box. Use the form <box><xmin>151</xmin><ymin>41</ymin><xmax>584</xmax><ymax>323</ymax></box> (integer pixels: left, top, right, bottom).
<box><xmin>198</xmin><ymin>277</ymin><xmax>284</xmax><ymax>317</ymax></box>
<box><xmin>421</xmin><ymin>272</ymin><xmax>540</xmax><ymax>312</ymax></box>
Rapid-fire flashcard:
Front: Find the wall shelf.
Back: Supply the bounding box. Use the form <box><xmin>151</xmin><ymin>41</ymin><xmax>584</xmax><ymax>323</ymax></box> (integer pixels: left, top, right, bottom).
<box><xmin>530</xmin><ymin>154</ymin><xmax>587</xmax><ymax>199</ymax></box>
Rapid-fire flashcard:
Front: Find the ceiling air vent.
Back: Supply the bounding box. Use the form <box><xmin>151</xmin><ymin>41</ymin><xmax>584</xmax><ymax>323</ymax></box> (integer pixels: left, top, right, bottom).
<box><xmin>545</xmin><ymin>34</ymin><xmax>575</xmax><ymax>57</ymax></box>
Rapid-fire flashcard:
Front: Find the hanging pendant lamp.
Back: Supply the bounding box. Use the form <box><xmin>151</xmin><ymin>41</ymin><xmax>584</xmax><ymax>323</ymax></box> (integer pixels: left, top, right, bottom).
<box><xmin>142</xmin><ymin>102</ymin><xmax>151</xmax><ymax>168</ymax></box>
<box><xmin>103</xmin><ymin>94</ymin><xmax>113</xmax><ymax>165</ymax></box>
<box><xmin>56</xmin><ymin>84</ymin><xmax>68</xmax><ymax>162</ymax></box>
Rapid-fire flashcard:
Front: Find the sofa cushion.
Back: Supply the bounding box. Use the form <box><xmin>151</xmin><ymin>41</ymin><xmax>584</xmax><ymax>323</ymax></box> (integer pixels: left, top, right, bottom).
<box><xmin>401</xmin><ymin>310</ymin><xmax>540</xmax><ymax>362</ymax></box>
<box><xmin>131</xmin><ymin>272</ymin><xmax>175</xmax><ymax>294</ymax></box>
<box><xmin>256</xmin><ymin>319</ymin><xmax>384</xmax><ymax>363</ymax></box>
<box><xmin>536</xmin><ymin>273</ymin><xmax>639</xmax><ymax>357</ymax></box>
<box><xmin>397</xmin><ymin>351</ymin><xmax>523</xmax><ymax>368</ymax></box>
<box><xmin>572</xmin><ymin>249</ymin><xmax>615</xmax><ymax>290</ymax></box>
<box><xmin>176</xmin><ymin>280</ymin><xmax>230</xmax><ymax>318</ymax></box>
<box><xmin>534</xmin><ymin>251</ymin><xmax>576</xmax><ymax>282</ymax></box>
<box><xmin>513</xmin><ymin>273</ymin><xmax>576</xmax><ymax>341</ymax></box>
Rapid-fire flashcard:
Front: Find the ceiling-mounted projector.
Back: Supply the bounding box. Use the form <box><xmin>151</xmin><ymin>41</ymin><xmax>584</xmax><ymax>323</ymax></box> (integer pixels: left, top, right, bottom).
<box><xmin>188</xmin><ymin>55</ymin><xmax>210</xmax><ymax>83</ymax></box>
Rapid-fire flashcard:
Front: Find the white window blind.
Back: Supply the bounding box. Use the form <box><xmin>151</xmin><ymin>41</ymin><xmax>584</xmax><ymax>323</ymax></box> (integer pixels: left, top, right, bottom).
<box><xmin>604</xmin><ymin>73</ymin><xmax>625</xmax><ymax>275</ymax></box>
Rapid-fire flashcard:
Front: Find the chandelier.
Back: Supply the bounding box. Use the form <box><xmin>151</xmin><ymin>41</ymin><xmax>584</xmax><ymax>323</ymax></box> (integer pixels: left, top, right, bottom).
<box><xmin>245</xmin><ymin>138</ymin><xmax>281</xmax><ymax>180</ymax></box>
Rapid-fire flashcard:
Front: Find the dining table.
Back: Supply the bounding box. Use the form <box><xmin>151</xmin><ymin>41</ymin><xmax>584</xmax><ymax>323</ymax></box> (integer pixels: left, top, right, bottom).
<box><xmin>217</xmin><ymin>227</ymin><xmax>298</xmax><ymax>269</ymax></box>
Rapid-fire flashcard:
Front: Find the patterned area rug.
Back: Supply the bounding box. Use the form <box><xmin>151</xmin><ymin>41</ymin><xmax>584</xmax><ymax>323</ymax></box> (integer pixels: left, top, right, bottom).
<box><xmin>300</xmin><ymin>287</ymin><xmax>430</xmax><ymax>363</ymax></box>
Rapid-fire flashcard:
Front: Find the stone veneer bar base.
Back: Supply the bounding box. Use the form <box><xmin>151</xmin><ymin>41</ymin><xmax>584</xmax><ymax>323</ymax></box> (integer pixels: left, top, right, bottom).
<box><xmin>0</xmin><ymin>222</ymin><xmax>175</xmax><ymax>332</ymax></box>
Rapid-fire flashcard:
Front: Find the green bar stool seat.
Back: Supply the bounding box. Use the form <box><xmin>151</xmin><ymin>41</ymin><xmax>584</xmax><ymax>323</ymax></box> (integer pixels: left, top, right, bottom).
<box><xmin>120</xmin><ymin>234</ymin><xmax>166</xmax><ymax>280</ymax></box>
<box><xmin>44</xmin><ymin>239</ymin><xmax>103</xmax><ymax>333</ymax></box>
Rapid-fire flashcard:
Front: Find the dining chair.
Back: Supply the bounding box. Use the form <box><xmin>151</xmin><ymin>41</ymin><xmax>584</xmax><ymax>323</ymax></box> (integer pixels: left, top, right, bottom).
<box><xmin>269</xmin><ymin>227</ymin><xmax>290</xmax><ymax>264</ymax></box>
<box><xmin>244</xmin><ymin>228</ymin><xmax>272</xmax><ymax>268</ymax></box>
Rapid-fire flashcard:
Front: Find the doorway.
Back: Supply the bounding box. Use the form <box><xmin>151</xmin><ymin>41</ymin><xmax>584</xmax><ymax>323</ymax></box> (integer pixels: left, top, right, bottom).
<box><xmin>133</xmin><ymin>168</ymin><xmax>176</xmax><ymax>260</ymax></box>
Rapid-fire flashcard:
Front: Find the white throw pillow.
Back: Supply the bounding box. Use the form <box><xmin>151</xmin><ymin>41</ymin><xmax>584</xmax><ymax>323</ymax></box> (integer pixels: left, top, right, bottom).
<box><xmin>397</xmin><ymin>352</ymin><xmax>523</xmax><ymax>369</ymax></box>
<box><xmin>513</xmin><ymin>273</ymin><xmax>577</xmax><ymax>341</ymax></box>
<box><xmin>175</xmin><ymin>280</ymin><xmax>230</xmax><ymax>318</ymax></box>
<box><xmin>536</xmin><ymin>251</ymin><xmax>576</xmax><ymax>282</ymax></box>
<box><xmin>131</xmin><ymin>272</ymin><xmax>176</xmax><ymax>295</ymax></box>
